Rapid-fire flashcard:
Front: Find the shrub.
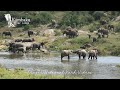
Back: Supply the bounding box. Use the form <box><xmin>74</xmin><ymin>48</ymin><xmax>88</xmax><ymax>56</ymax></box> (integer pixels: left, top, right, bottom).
<box><xmin>30</xmin><ymin>12</ymin><xmax>52</xmax><ymax>26</ymax></box>
<box><xmin>60</xmin><ymin>12</ymin><xmax>79</xmax><ymax>28</ymax></box>
<box><xmin>111</xmin><ymin>47</ymin><xmax>120</xmax><ymax>56</ymax></box>
<box><xmin>23</xmin><ymin>25</ymin><xmax>30</xmax><ymax>31</ymax></box>
<box><xmin>93</xmin><ymin>11</ymin><xmax>105</xmax><ymax>20</ymax></box>
<box><xmin>115</xmin><ymin>23</ymin><xmax>120</xmax><ymax>32</ymax></box>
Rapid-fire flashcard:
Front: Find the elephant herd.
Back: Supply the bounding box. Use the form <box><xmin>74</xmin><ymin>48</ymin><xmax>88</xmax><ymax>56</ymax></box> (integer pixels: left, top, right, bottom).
<box><xmin>8</xmin><ymin>40</ymin><xmax>46</xmax><ymax>53</ymax></box>
<box><xmin>61</xmin><ymin>49</ymin><xmax>98</xmax><ymax>61</ymax></box>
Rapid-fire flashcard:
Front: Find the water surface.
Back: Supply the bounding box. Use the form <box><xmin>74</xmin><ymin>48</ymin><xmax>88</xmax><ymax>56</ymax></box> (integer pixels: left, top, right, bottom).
<box><xmin>0</xmin><ymin>52</ymin><xmax>120</xmax><ymax>79</ymax></box>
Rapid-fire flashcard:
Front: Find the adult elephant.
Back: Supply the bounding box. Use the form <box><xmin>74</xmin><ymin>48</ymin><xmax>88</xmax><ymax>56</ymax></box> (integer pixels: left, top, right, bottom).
<box><xmin>40</xmin><ymin>41</ymin><xmax>47</xmax><ymax>48</ymax></box>
<box><xmin>28</xmin><ymin>30</ymin><xmax>34</xmax><ymax>37</ymax></box>
<box><xmin>100</xmin><ymin>20</ymin><xmax>107</xmax><ymax>25</ymax></box>
<box><xmin>73</xmin><ymin>49</ymin><xmax>87</xmax><ymax>59</ymax></box>
<box><xmin>87</xmin><ymin>34</ymin><xmax>91</xmax><ymax>39</ymax></box>
<box><xmin>63</xmin><ymin>29</ymin><xmax>78</xmax><ymax>38</ymax></box>
<box><xmin>108</xmin><ymin>25</ymin><xmax>114</xmax><ymax>31</ymax></box>
<box><xmin>22</xmin><ymin>38</ymin><xmax>35</xmax><ymax>42</ymax></box>
<box><xmin>8</xmin><ymin>42</ymin><xmax>24</xmax><ymax>53</ymax></box>
<box><xmin>92</xmin><ymin>37</ymin><xmax>97</xmax><ymax>42</ymax></box>
<box><xmin>32</xmin><ymin>43</ymin><xmax>41</xmax><ymax>50</ymax></box>
<box><xmin>61</xmin><ymin>50</ymin><xmax>73</xmax><ymax>61</ymax></box>
<box><xmin>16</xmin><ymin>47</ymin><xmax>26</xmax><ymax>53</ymax></box>
<box><xmin>88</xmin><ymin>49</ymin><xmax>98</xmax><ymax>60</ymax></box>
<box><xmin>98</xmin><ymin>28</ymin><xmax>109</xmax><ymax>38</ymax></box>
<box><xmin>2</xmin><ymin>31</ymin><xmax>12</xmax><ymax>37</ymax></box>
<box><xmin>96</xmin><ymin>33</ymin><xmax>102</xmax><ymax>39</ymax></box>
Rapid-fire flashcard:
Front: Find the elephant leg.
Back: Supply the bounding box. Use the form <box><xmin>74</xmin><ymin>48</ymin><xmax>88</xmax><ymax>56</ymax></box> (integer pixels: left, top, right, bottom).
<box><xmin>68</xmin><ymin>55</ymin><xmax>70</xmax><ymax>60</ymax></box>
<box><xmin>79</xmin><ymin>54</ymin><xmax>81</xmax><ymax>59</ymax></box>
<box><xmin>91</xmin><ymin>56</ymin><xmax>92</xmax><ymax>60</ymax></box>
<box><xmin>61</xmin><ymin>54</ymin><xmax>63</xmax><ymax>61</ymax></box>
<box><xmin>83</xmin><ymin>55</ymin><xmax>86</xmax><ymax>59</ymax></box>
<box><xmin>88</xmin><ymin>55</ymin><xmax>90</xmax><ymax>59</ymax></box>
<box><xmin>95</xmin><ymin>55</ymin><xmax>97</xmax><ymax>59</ymax></box>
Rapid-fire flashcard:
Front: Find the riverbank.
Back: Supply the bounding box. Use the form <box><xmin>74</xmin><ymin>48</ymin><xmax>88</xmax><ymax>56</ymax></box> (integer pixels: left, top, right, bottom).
<box><xmin>0</xmin><ymin>67</ymin><xmax>83</xmax><ymax>79</ymax></box>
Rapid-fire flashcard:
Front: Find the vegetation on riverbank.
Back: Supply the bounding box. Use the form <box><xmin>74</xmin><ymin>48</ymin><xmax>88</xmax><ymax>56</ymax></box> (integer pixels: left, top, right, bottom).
<box><xmin>0</xmin><ymin>66</ymin><xmax>83</xmax><ymax>79</ymax></box>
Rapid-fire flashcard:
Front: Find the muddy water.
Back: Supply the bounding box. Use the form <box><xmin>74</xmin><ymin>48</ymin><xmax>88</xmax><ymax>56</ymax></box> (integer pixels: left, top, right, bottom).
<box><xmin>0</xmin><ymin>52</ymin><xmax>120</xmax><ymax>79</ymax></box>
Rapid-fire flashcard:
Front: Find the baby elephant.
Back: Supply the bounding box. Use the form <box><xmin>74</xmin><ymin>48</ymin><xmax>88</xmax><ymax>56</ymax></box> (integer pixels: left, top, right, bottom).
<box><xmin>61</xmin><ymin>50</ymin><xmax>73</xmax><ymax>61</ymax></box>
<box><xmin>73</xmin><ymin>49</ymin><xmax>87</xmax><ymax>59</ymax></box>
<box><xmin>88</xmin><ymin>49</ymin><xmax>98</xmax><ymax>60</ymax></box>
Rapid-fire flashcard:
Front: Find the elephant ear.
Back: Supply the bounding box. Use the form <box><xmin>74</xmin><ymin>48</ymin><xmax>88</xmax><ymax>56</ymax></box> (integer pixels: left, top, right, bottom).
<box><xmin>95</xmin><ymin>50</ymin><xmax>98</xmax><ymax>54</ymax></box>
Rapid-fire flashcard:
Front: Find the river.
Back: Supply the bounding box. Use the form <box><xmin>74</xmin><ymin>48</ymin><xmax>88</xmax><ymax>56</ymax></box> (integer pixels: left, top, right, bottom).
<box><xmin>0</xmin><ymin>52</ymin><xmax>120</xmax><ymax>79</ymax></box>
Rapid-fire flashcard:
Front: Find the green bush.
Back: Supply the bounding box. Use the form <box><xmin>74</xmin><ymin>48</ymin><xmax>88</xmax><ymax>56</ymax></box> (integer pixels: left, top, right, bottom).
<box><xmin>115</xmin><ymin>23</ymin><xmax>120</xmax><ymax>32</ymax></box>
<box><xmin>23</xmin><ymin>25</ymin><xmax>30</xmax><ymax>31</ymax></box>
<box><xmin>59</xmin><ymin>12</ymin><xmax>94</xmax><ymax>28</ymax></box>
<box><xmin>93</xmin><ymin>11</ymin><xmax>105</xmax><ymax>20</ymax></box>
<box><xmin>60</xmin><ymin>12</ymin><xmax>80</xmax><ymax>28</ymax></box>
<box><xmin>30</xmin><ymin>12</ymin><xmax>52</xmax><ymax>26</ymax></box>
<box><xmin>111</xmin><ymin>47</ymin><xmax>120</xmax><ymax>56</ymax></box>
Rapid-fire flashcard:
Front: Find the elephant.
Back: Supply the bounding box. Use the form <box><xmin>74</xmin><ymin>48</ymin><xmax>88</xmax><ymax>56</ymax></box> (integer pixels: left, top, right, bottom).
<box><xmin>22</xmin><ymin>38</ymin><xmax>35</xmax><ymax>42</ymax></box>
<box><xmin>15</xmin><ymin>39</ymin><xmax>22</xmax><ymax>42</ymax></box>
<box><xmin>98</xmin><ymin>29</ymin><xmax>109</xmax><ymax>38</ymax></box>
<box><xmin>16</xmin><ymin>47</ymin><xmax>25</xmax><ymax>53</ymax></box>
<box><xmin>40</xmin><ymin>42</ymin><xmax>47</xmax><ymax>48</ymax></box>
<box><xmin>61</xmin><ymin>50</ymin><xmax>73</xmax><ymax>61</ymax></box>
<box><xmin>108</xmin><ymin>25</ymin><xmax>114</xmax><ymax>31</ymax></box>
<box><xmin>32</xmin><ymin>43</ymin><xmax>41</xmax><ymax>50</ymax></box>
<box><xmin>73</xmin><ymin>49</ymin><xmax>87</xmax><ymax>59</ymax></box>
<box><xmin>63</xmin><ymin>29</ymin><xmax>78</xmax><ymax>38</ymax></box>
<box><xmin>28</xmin><ymin>30</ymin><xmax>34</xmax><ymax>37</ymax></box>
<box><xmin>26</xmin><ymin>46</ymin><xmax>32</xmax><ymax>52</ymax></box>
<box><xmin>2</xmin><ymin>31</ymin><xmax>12</xmax><ymax>37</ymax></box>
<box><xmin>92</xmin><ymin>37</ymin><xmax>97</xmax><ymax>42</ymax></box>
<box><xmin>88</xmin><ymin>49</ymin><xmax>98</xmax><ymax>60</ymax></box>
<box><xmin>97</xmin><ymin>33</ymin><xmax>102</xmax><ymax>39</ymax></box>
<box><xmin>87</xmin><ymin>34</ymin><xmax>91</xmax><ymax>39</ymax></box>
<box><xmin>9</xmin><ymin>43</ymin><xmax>24</xmax><ymax>53</ymax></box>
<box><xmin>100</xmin><ymin>20</ymin><xmax>107</xmax><ymax>25</ymax></box>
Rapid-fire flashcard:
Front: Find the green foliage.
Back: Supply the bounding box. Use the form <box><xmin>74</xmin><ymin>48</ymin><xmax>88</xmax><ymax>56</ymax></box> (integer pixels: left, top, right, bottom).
<box><xmin>23</xmin><ymin>25</ymin><xmax>30</xmax><ymax>31</ymax></box>
<box><xmin>30</xmin><ymin>12</ymin><xmax>52</xmax><ymax>26</ymax></box>
<box><xmin>59</xmin><ymin>12</ymin><xmax>95</xmax><ymax>28</ymax></box>
<box><xmin>93</xmin><ymin>11</ymin><xmax>105</xmax><ymax>20</ymax></box>
<box><xmin>89</xmin><ymin>25</ymin><xmax>97</xmax><ymax>32</ymax></box>
<box><xmin>110</xmin><ymin>46</ymin><xmax>120</xmax><ymax>56</ymax></box>
<box><xmin>60</xmin><ymin>12</ymin><xmax>79</xmax><ymax>28</ymax></box>
<box><xmin>115</xmin><ymin>23</ymin><xmax>120</xmax><ymax>32</ymax></box>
